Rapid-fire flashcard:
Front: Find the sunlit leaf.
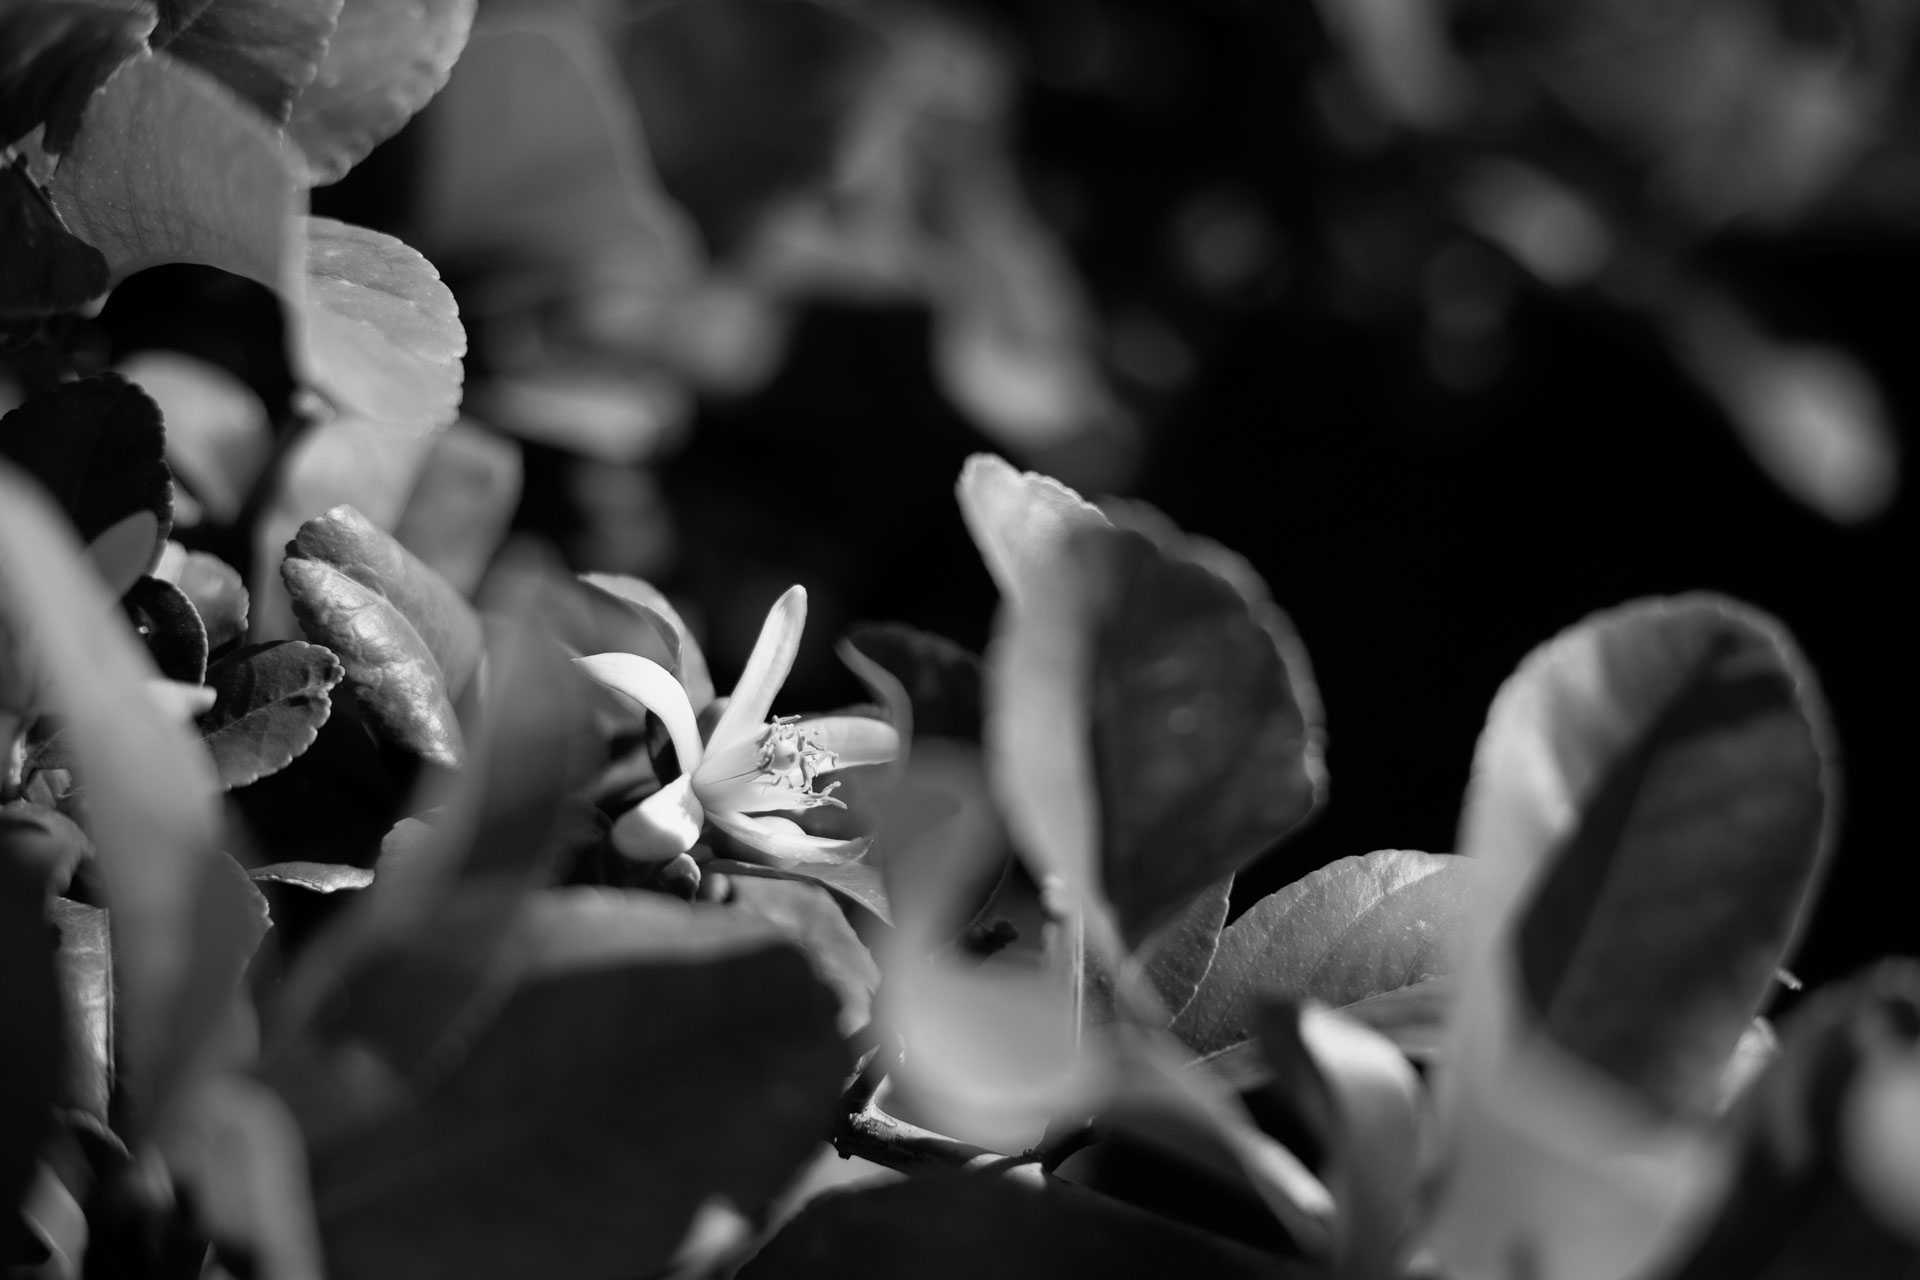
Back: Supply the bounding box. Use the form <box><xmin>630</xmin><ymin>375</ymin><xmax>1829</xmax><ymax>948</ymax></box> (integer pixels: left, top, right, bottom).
<box><xmin>50</xmin><ymin>898</ymin><xmax>111</xmax><ymax>1123</ymax></box>
<box><xmin>0</xmin><ymin>160</ymin><xmax>108</xmax><ymax>317</ymax></box>
<box><xmin>957</xmin><ymin>453</ymin><xmax>1106</xmax><ymax>610</ymax></box>
<box><xmin>163</xmin><ymin>0</ymin><xmax>343</xmax><ymax>123</ymax></box>
<box><xmin>295</xmin><ymin>218</ymin><xmax>466</xmax><ymax>435</ymax></box>
<box><xmin>0</xmin><ymin>0</ymin><xmax>156</xmax><ymax>151</ymax></box>
<box><xmin>286</xmin><ymin>0</ymin><xmax>475</xmax><ymax>185</ymax></box>
<box><xmin>197</xmin><ymin>640</ymin><xmax>343</xmax><ymax>788</ymax></box>
<box><xmin>249</xmin><ymin>860</ymin><xmax>372</xmax><ymax>894</ymax></box>
<box><xmin>51</xmin><ymin>51</ymin><xmax>304</xmax><ymax>291</ymax></box>
<box><xmin>0</xmin><ymin>372</ymin><xmax>171</xmax><ymax>547</ymax></box>
<box><xmin>1174</xmin><ymin>851</ymin><xmax>1472</xmax><ymax>1058</ymax></box>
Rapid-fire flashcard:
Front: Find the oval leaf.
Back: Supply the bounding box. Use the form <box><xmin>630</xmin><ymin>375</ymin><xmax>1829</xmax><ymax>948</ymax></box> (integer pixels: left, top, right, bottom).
<box><xmin>197</xmin><ymin>640</ymin><xmax>344</xmax><ymax>788</ymax></box>
<box><xmin>157</xmin><ymin>542</ymin><xmax>249</xmax><ymax>652</ymax></box>
<box><xmin>0</xmin><ymin>373</ymin><xmax>171</xmax><ymax>547</ymax></box>
<box><xmin>1174</xmin><ymin>851</ymin><xmax>1472</xmax><ymax>1058</ymax></box>
<box><xmin>296</xmin><ymin>218</ymin><xmax>466</xmax><ymax>434</ymax></box>
<box><xmin>124</xmin><ymin>574</ymin><xmax>208</xmax><ymax>683</ymax></box>
<box><xmin>51</xmin><ymin>51</ymin><xmax>303</xmax><ymax>291</ymax></box>
<box><xmin>286</xmin><ymin>0</ymin><xmax>475</xmax><ymax>185</ymax></box>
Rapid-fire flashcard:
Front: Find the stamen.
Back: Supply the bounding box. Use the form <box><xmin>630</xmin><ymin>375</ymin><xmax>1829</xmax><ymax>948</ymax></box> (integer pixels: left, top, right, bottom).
<box><xmin>754</xmin><ymin>717</ymin><xmax>847</xmax><ymax>809</ymax></box>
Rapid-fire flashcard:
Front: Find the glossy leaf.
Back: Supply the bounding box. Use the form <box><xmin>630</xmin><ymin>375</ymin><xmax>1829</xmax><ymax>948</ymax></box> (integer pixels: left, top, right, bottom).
<box><xmin>0</xmin><ymin>0</ymin><xmax>155</xmax><ymax>151</ymax></box>
<box><xmin>1174</xmin><ymin>851</ymin><xmax>1472</xmax><ymax>1057</ymax></box>
<box><xmin>0</xmin><ymin>466</ymin><xmax>258</xmax><ymax>1138</ymax></box>
<box><xmin>51</xmin><ymin>51</ymin><xmax>304</xmax><ymax>291</ymax></box>
<box><xmin>197</xmin><ymin>640</ymin><xmax>344</xmax><ymax>788</ymax></box>
<box><xmin>250</xmin><ymin>861</ymin><xmax>372</xmax><ymax>894</ymax></box>
<box><xmin>118</xmin><ymin>350</ymin><xmax>272</xmax><ymax>527</ymax></box>
<box><xmin>0</xmin><ymin>851</ymin><xmax>61</xmax><ymax>1253</ymax></box>
<box><xmin>286</xmin><ymin>0</ymin><xmax>475</xmax><ymax>185</ymax></box>
<box><xmin>392</xmin><ymin>419</ymin><xmax>522</xmax><ymax>598</ymax></box>
<box><xmin>296</xmin><ymin>218</ymin><xmax>466</xmax><ymax>435</ymax></box>
<box><xmin>0</xmin><ymin>160</ymin><xmax>108</xmax><ymax>317</ymax></box>
<box><xmin>156</xmin><ymin>542</ymin><xmax>249</xmax><ymax>652</ymax></box>
<box><xmin>276</xmin><ymin>889</ymin><xmax>848</xmax><ymax>1280</ymax></box>
<box><xmin>740</xmin><ymin>1171</ymin><xmax>1317</xmax><ymax>1280</ymax></box>
<box><xmin>282</xmin><ymin>504</ymin><xmax>482</xmax><ymax>765</ymax></box>
<box><xmin>50</xmin><ymin>898</ymin><xmax>111</xmax><ymax>1122</ymax></box>
<box><xmin>124</xmin><ymin>574</ymin><xmax>207</xmax><ymax>683</ymax></box>
<box><xmin>0</xmin><ymin>372</ymin><xmax>171</xmax><ymax>547</ymax></box>
<box><xmin>413</xmin><ymin>14</ymin><xmax>700</xmax><ymax>293</ymax></box>
<box><xmin>163</xmin><ymin>0</ymin><xmax>343</xmax><ymax>124</ymax></box>
<box><xmin>730</xmin><ymin>875</ymin><xmax>880</xmax><ymax>1035</ymax></box>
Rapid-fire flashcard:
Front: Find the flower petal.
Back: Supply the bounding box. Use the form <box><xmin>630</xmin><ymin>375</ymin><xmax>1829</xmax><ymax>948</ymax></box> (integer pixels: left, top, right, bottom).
<box><xmin>796</xmin><ymin>715</ymin><xmax>900</xmax><ymax>771</ymax></box>
<box><xmin>611</xmin><ymin>775</ymin><xmax>705</xmax><ymax>863</ymax></box>
<box><xmin>705</xmin><ymin>585</ymin><xmax>806</xmax><ymax>756</ymax></box>
<box><xmin>574</xmin><ymin>653</ymin><xmax>703</xmax><ymax>770</ymax></box>
<box><xmin>710</xmin><ymin>810</ymin><xmax>869</xmax><ymax>866</ymax></box>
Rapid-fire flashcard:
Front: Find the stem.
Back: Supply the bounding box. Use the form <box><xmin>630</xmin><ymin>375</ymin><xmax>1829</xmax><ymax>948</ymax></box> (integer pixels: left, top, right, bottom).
<box><xmin>832</xmin><ymin>1028</ymin><xmax>1042</xmax><ymax>1182</ymax></box>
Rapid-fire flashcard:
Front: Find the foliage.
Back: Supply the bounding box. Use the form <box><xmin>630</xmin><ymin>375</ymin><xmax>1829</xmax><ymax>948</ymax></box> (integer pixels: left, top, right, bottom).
<box><xmin>1</xmin><ymin>4</ymin><xmax>1915</xmax><ymax>1280</ymax></box>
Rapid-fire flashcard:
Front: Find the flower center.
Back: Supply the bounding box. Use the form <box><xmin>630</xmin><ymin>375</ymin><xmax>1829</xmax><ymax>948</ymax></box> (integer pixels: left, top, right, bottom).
<box><xmin>756</xmin><ymin>716</ymin><xmax>846</xmax><ymax>809</ymax></box>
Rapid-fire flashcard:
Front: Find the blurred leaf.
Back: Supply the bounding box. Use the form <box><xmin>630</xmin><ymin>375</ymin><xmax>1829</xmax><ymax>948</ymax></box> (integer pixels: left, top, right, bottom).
<box><xmin>281</xmin><ymin>503</ymin><xmax>482</xmax><ymax>765</ymax></box>
<box><xmin>0</xmin><ymin>373</ymin><xmax>171</xmax><ymax>547</ymax></box>
<box><xmin>274</xmin><ymin>889</ymin><xmax>848</xmax><ymax>1280</ymax></box>
<box><xmin>196</xmin><ymin>640</ymin><xmax>344</xmax><ymax>789</ymax></box>
<box><xmin>295</xmin><ymin>218</ymin><xmax>466</xmax><ymax>435</ymax></box>
<box><xmin>391</xmin><ymin>420</ymin><xmax>522</xmax><ymax>598</ymax></box>
<box><xmin>0</xmin><ymin>801</ymin><xmax>89</xmax><ymax>896</ymax></box>
<box><xmin>1337</xmin><ymin>974</ymin><xmax>1455</xmax><ymax>1066</ymax></box>
<box><xmin>51</xmin><ymin>51</ymin><xmax>303</xmax><ymax>291</ymax></box>
<box><xmin>1659</xmin><ymin>959</ymin><xmax>1920</xmax><ymax>1280</ymax></box>
<box><xmin>867</xmin><ymin>738</ymin><xmax>1008</xmax><ymax>947</ymax></box>
<box><xmin>162</xmin><ymin>0</ymin><xmax>343</xmax><ymax>124</ymax></box>
<box><xmin>249</xmin><ymin>860</ymin><xmax>372</xmax><ymax>894</ymax></box>
<box><xmin>739</xmin><ymin>1171</ymin><xmax>1317</xmax><ymax>1279</ymax></box>
<box><xmin>0</xmin><ymin>466</ymin><xmax>257</xmax><ymax>1139</ymax></box>
<box><xmin>730</xmin><ymin>874</ymin><xmax>879</xmax><ymax>1036</ymax></box>
<box><xmin>85</xmin><ymin>511</ymin><xmax>163</xmax><ymax>599</ymax></box>
<box><xmin>1136</xmin><ymin>875</ymin><xmax>1232</xmax><ymax>1024</ymax></box>
<box><xmin>709</xmin><ymin>857</ymin><xmax>890</xmax><ymax>928</ymax></box>
<box><xmin>156</xmin><ymin>542</ymin><xmax>249</xmax><ymax>652</ymax></box>
<box><xmin>1174</xmin><ymin>851</ymin><xmax>1472</xmax><ymax>1057</ymax></box>
<box><xmin>286</xmin><ymin>0</ymin><xmax>475</xmax><ymax>185</ymax></box>
<box><xmin>578</xmin><ymin>572</ymin><xmax>713</xmax><ymax>709</ymax></box>
<box><xmin>49</xmin><ymin>898</ymin><xmax>110</xmax><ymax>1123</ymax></box>
<box><xmin>1256</xmin><ymin>1003</ymin><xmax>1421</xmax><ymax>1279</ymax></box>
<box><xmin>0</xmin><ymin>0</ymin><xmax>155</xmax><ymax>151</ymax></box>
<box><xmin>117</xmin><ymin>350</ymin><xmax>272</xmax><ymax>527</ymax></box>
<box><xmin>957</xmin><ymin>454</ymin><xmax>1107</xmax><ymax>611</ymax></box>
<box><xmin>413</xmin><ymin>14</ymin><xmax>700</xmax><ymax>295</ymax></box>
<box><xmin>0</xmin><ymin>852</ymin><xmax>61</xmax><ymax>1257</ymax></box>
<box><xmin>0</xmin><ymin>160</ymin><xmax>108</xmax><ymax>317</ymax></box>
<box><xmin>123</xmin><ymin>574</ymin><xmax>207</xmax><ymax>683</ymax></box>
<box><xmin>841</xmin><ymin>622</ymin><xmax>982</xmax><ymax>743</ymax></box>
<box><xmin>465</xmin><ymin>364</ymin><xmax>689</xmax><ymax>465</ymax></box>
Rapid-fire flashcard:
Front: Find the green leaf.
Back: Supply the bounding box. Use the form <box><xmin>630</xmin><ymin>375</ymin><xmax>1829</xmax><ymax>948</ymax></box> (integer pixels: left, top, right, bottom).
<box><xmin>0</xmin><ymin>160</ymin><xmax>108</xmax><ymax>317</ymax></box>
<box><xmin>1663</xmin><ymin>960</ymin><xmax>1920</xmax><ymax>1279</ymax></box>
<box><xmin>249</xmin><ymin>861</ymin><xmax>372</xmax><ymax>893</ymax></box>
<box><xmin>0</xmin><ymin>465</ymin><xmax>258</xmax><ymax>1139</ymax></box>
<box><xmin>156</xmin><ymin>541</ymin><xmax>248</xmax><ymax>652</ymax></box>
<box><xmin>196</xmin><ymin>640</ymin><xmax>343</xmax><ymax>788</ymax></box>
<box><xmin>0</xmin><ymin>0</ymin><xmax>156</xmax><ymax>151</ymax></box>
<box><xmin>412</xmin><ymin>14</ymin><xmax>700</xmax><ymax>295</ymax></box>
<box><xmin>1174</xmin><ymin>851</ymin><xmax>1473</xmax><ymax>1058</ymax></box>
<box><xmin>391</xmin><ymin>420</ymin><xmax>521</xmax><ymax>598</ymax></box>
<box><xmin>286</xmin><ymin>0</ymin><xmax>475</xmax><ymax>185</ymax></box>
<box><xmin>50</xmin><ymin>897</ymin><xmax>111</xmax><ymax>1123</ymax></box>
<box><xmin>50</xmin><ymin>50</ymin><xmax>304</xmax><ymax>291</ymax></box>
<box><xmin>123</xmin><ymin>574</ymin><xmax>207</xmax><ymax>683</ymax></box>
<box><xmin>0</xmin><ymin>853</ymin><xmax>61</xmax><ymax>1253</ymax></box>
<box><xmin>740</xmin><ymin>1172</ymin><xmax>1317</xmax><ymax>1280</ymax></box>
<box><xmin>730</xmin><ymin>874</ymin><xmax>880</xmax><ymax>1035</ymax></box>
<box><xmin>162</xmin><ymin>0</ymin><xmax>344</xmax><ymax>124</ymax></box>
<box><xmin>295</xmin><ymin>218</ymin><xmax>466</xmax><ymax>434</ymax></box>
<box><xmin>273</xmin><ymin>889</ymin><xmax>849</xmax><ymax>1280</ymax></box>
<box><xmin>1457</xmin><ymin>595</ymin><xmax>1835</xmax><ymax>1115</ymax></box>
<box><xmin>281</xmin><ymin>503</ymin><xmax>482</xmax><ymax>765</ymax></box>
<box><xmin>117</xmin><ymin>350</ymin><xmax>272</xmax><ymax>527</ymax></box>
<box><xmin>0</xmin><ymin>372</ymin><xmax>171</xmax><ymax>547</ymax></box>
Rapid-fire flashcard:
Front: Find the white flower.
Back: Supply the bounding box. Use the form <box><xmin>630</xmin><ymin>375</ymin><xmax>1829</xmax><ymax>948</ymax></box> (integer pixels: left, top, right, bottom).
<box><xmin>575</xmin><ymin>585</ymin><xmax>898</xmax><ymax>865</ymax></box>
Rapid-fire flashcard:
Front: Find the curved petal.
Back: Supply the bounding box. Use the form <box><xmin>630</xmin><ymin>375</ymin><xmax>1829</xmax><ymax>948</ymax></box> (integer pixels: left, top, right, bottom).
<box><xmin>709</xmin><ymin>810</ymin><xmax>869</xmax><ymax>866</ymax></box>
<box><xmin>611</xmin><ymin>776</ymin><xmax>705</xmax><ymax>864</ymax></box>
<box><xmin>575</xmin><ymin>653</ymin><xmax>703</xmax><ymax>771</ymax></box>
<box><xmin>705</xmin><ymin>585</ymin><xmax>807</xmax><ymax>756</ymax></box>
<box><xmin>796</xmin><ymin>715</ymin><xmax>900</xmax><ymax>771</ymax></box>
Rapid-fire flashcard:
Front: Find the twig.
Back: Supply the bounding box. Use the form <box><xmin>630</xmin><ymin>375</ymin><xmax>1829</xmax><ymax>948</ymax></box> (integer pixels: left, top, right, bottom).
<box><xmin>832</xmin><ymin>1026</ymin><xmax>1043</xmax><ymax>1182</ymax></box>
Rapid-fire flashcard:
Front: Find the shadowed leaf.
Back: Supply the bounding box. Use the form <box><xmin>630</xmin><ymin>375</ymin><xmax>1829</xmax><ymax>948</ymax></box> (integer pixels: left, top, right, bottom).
<box><xmin>0</xmin><ymin>0</ymin><xmax>155</xmax><ymax>151</ymax></box>
<box><xmin>163</xmin><ymin>0</ymin><xmax>343</xmax><ymax>124</ymax></box>
<box><xmin>0</xmin><ymin>373</ymin><xmax>171</xmax><ymax>546</ymax></box>
<box><xmin>0</xmin><ymin>161</ymin><xmax>108</xmax><ymax>317</ymax></box>
<box><xmin>197</xmin><ymin>640</ymin><xmax>343</xmax><ymax>788</ymax></box>
<box><xmin>124</xmin><ymin>574</ymin><xmax>207</xmax><ymax>683</ymax></box>
<box><xmin>0</xmin><ymin>852</ymin><xmax>61</xmax><ymax>1256</ymax></box>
